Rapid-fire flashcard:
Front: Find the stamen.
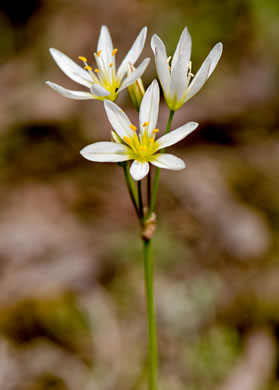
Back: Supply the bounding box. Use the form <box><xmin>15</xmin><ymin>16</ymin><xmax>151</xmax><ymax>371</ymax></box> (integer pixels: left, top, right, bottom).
<box><xmin>152</xmin><ymin>128</ymin><xmax>159</xmax><ymax>134</ymax></box>
<box><xmin>94</xmin><ymin>68</ymin><xmax>100</xmax><ymax>73</ymax></box>
<box><xmin>129</xmin><ymin>124</ymin><xmax>137</xmax><ymax>131</ymax></box>
<box><xmin>78</xmin><ymin>56</ymin><xmax>87</xmax><ymax>62</ymax></box>
<box><xmin>143</xmin><ymin>122</ymin><xmax>149</xmax><ymax>127</ymax></box>
<box><xmin>97</xmin><ymin>50</ymin><xmax>102</xmax><ymax>57</ymax></box>
<box><xmin>139</xmin><ymin>147</ymin><xmax>146</xmax><ymax>152</ymax></box>
<box><xmin>84</xmin><ymin>65</ymin><xmax>92</xmax><ymax>70</ymax></box>
<box><xmin>167</xmin><ymin>56</ymin><xmax>172</xmax><ymax>65</ymax></box>
<box><xmin>112</xmin><ymin>48</ymin><xmax>118</xmax><ymax>56</ymax></box>
<box><xmin>123</xmin><ymin>136</ymin><xmax>131</xmax><ymax>144</ymax></box>
<box><xmin>109</xmin><ymin>63</ymin><xmax>113</xmax><ymax>68</ymax></box>
<box><xmin>149</xmin><ymin>139</ymin><xmax>154</xmax><ymax>143</ymax></box>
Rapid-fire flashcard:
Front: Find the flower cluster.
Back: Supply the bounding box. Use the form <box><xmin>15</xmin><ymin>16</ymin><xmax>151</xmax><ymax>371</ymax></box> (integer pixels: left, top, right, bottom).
<box><xmin>47</xmin><ymin>25</ymin><xmax>222</xmax><ymax>180</ymax></box>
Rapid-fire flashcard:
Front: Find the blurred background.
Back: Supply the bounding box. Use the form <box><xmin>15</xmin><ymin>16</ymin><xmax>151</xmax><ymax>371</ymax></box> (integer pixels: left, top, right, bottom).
<box><xmin>0</xmin><ymin>0</ymin><xmax>279</xmax><ymax>389</ymax></box>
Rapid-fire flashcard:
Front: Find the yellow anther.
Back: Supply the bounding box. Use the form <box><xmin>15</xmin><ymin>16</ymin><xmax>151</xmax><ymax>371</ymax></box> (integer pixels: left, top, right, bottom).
<box><xmin>129</xmin><ymin>124</ymin><xmax>137</xmax><ymax>131</ymax></box>
<box><xmin>94</xmin><ymin>68</ymin><xmax>100</xmax><ymax>73</ymax></box>
<box><xmin>123</xmin><ymin>136</ymin><xmax>131</xmax><ymax>144</ymax></box>
<box><xmin>109</xmin><ymin>63</ymin><xmax>113</xmax><ymax>68</ymax></box>
<box><xmin>112</xmin><ymin>48</ymin><xmax>118</xmax><ymax>56</ymax></box>
<box><xmin>139</xmin><ymin>147</ymin><xmax>146</xmax><ymax>152</ymax></box>
<box><xmin>152</xmin><ymin>128</ymin><xmax>159</xmax><ymax>133</ymax></box>
<box><xmin>143</xmin><ymin>122</ymin><xmax>149</xmax><ymax>127</ymax></box>
<box><xmin>78</xmin><ymin>56</ymin><xmax>87</xmax><ymax>62</ymax></box>
<box><xmin>97</xmin><ymin>50</ymin><xmax>102</xmax><ymax>57</ymax></box>
<box><xmin>149</xmin><ymin>139</ymin><xmax>154</xmax><ymax>143</ymax></box>
<box><xmin>84</xmin><ymin>65</ymin><xmax>92</xmax><ymax>70</ymax></box>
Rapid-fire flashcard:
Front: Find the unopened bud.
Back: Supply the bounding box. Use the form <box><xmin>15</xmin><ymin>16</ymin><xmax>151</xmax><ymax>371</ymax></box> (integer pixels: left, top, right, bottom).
<box><xmin>127</xmin><ymin>63</ymin><xmax>145</xmax><ymax>112</ymax></box>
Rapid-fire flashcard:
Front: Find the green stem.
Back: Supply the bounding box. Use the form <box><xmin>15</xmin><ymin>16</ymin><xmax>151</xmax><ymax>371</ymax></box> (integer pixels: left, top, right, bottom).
<box><xmin>147</xmin><ymin>110</ymin><xmax>175</xmax><ymax>218</ymax></box>
<box><xmin>138</xmin><ymin>180</ymin><xmax>144</xmax><ymax>220</ymax></box>
<box><xmin>143</xmin><ymin>238</ymin><xmax>157</xmax><ymax>390</ymax></box>
<box><xmin>123</xmin><ymin>162</ymin><xmax>140</xmax><ymax>218</ymax></box>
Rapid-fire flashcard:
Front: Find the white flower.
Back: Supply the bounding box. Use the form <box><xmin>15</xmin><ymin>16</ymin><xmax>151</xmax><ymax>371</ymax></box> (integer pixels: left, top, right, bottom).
<box><xmin>151</xmin><ymin>27</ymin><xmax>223</xmax><ymax>111</ymax></box>
<box><xmin>46</xmin><ymin>25</ymin><xmax>150</xmax><ymax>102</ymax></box>
<box><xmin>80</xmin><ymin>80</ymin><xmax>198</xmax><ymax>181</ymax></box>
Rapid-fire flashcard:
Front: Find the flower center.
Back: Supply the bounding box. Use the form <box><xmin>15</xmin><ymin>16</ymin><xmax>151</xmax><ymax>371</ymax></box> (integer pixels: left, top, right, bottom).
<box><xmin>78</xmin><ymin>48</ymin><xmax>121</xmax><ymax>99</ymax></box>
<box><xmin>123</xmin><ymin>124</ymin><xmax>160</xmax><ymax>162</ymax></box>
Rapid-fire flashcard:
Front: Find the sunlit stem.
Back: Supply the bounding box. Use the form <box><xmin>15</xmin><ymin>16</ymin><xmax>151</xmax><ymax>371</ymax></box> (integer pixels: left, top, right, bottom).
<box><xmin>146</xmin><ymin>110</ymin><xmax>175</xmax><ymax>219</ymax></box>
<box><xmin>123</xmin><ymin>162</ymin><xmax>140</xmax><ymax>218</ymax></box>
<box><xmin>143</xmin><ymin>238</ymin><xmax>157</xmax><ymax>390</ymax></box>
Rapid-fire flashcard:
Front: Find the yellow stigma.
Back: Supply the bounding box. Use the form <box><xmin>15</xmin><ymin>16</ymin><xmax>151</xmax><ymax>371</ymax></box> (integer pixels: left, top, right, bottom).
<box><xmin>84</xmin><ymin>65</ymin><xmax>92</xmax><ymax>70</ymax></box>
<box><xmin>94</xmin><ymin>68</ymin><xmax>99</xmax><ymax>73</ymax></box>
<box><xmin>139</xmin><ymin>147</ymin><xmax>146</xmax><ymax>152</ymax></box>
<box><xmin>123</xmin><ymin>136</ymin><xmax>131</xmax><ymax>144</ymax></box>
<box><xmin>97</xmin><ymin>50</ymin><xmax>102</xmax><ymax>57</ymax></box>
<box><xmin>109</xmin><ymin>63</ymin><xmax>113</xmax><ymax>68</ymax></box>
<box><xmin>149</xmin><ymin>139</ymin><xmax>154</xmax><ymax>143</ymax></box>
<box><xmin>152</xmin><ymin>128</ymin><xmax>159</xmax><ymax>133</ymax></box>
<box><xmin>112</xmin><ymin>48</ymin><xmax>118</xmax><ymax>56</ymax></box>
<box><xmin>78</xmin><ymin>56</ymin><xmax>87</xmax><ymax>62</ymax></box>
<box><xmin>143</xmin><ymin>122</ymin><xmax>149</xmax><ymax>127</ymax></box>
<box><xmin>129</xmin><ymin>124</ymin><xmax>137</xmax><ymax>131</ymax></box>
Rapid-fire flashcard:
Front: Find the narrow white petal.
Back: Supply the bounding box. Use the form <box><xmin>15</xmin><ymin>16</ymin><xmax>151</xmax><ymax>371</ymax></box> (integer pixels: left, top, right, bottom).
<box><xmin>171</xmin><ymin>27</ymin><xmax>192</xmax><ymax>70</ymax></box>
<box><xmin>139</xmin><ymin>80</ymin><xmax>159</xmax><ymax>136</ymax></box>
<box><xmin>90</xmin><ymin>84</ymin><xmax>110</xmax><ymax>97</ymax></box>
<box><xmin>151</xmin><ymin>154</ymin><xmax>185</xmax><ymax>170</ymax></box>
<box><xmin>130</xmin><ymin>160</ymin><xmax>150</xmax><ymax>181</ymax></box>
<box><xmin>117</xmin><ymin>26</ymin><xmax>147</xmax><ymax>79</ymax></box>
<box><xmin>185</xmin><ymin>42</ymin><xmax>223</xmax><ymax>103</ymax></box>
<box><xmin>151</xmin><ymin>34</ymin><xmax>170</xmax><ymax>95</ymax></box>
<box><xmin>80</xmin><ymin>142</ymin><xmax>130</xmax><ymax>162</ymax></box>
<box><xmin>49</xmin><ymin>48</ymin><xmax>92</xmax><ymax>88</ymax></box>
<box><xmin>157</xmin><ymin>122</ymin><xmax>199</xmax><ymax>150</ymax></box>
<box><xmin>118</xmin><ymin>58</ymin><xmax>150</xmax><ymax>92</ymax></box>
<box><xmin>151</xmin><ymin>34</ymin><xmax>168</xmax><ymax>61</ymax></box>
<box><xmin>46</xmin><ymin>81</ymin><xmax>95</xmax><ymax>100</ymax></box>
<box><xmin>207</xmin><ymin>42</ymin><xmax>223</xmax><ymax>78</ymax></box>
<box><xmin>97</xmin><ymin>25</ymin><xmax>114</xmax><ymax>69</ymax></box>
<box><xmin>104</xmin><ymin>100</ymin><xmax>134</xmax><ymax>139</ymax></box>
<box><xmin>184</xmin><ymin>57</ymin><xmax>211</xmax><ymax>102</ymax></box>
<box><xmin>169</xmin><ymin>57</ymin><xmax>189</xmax><ymax>102</ymax></box>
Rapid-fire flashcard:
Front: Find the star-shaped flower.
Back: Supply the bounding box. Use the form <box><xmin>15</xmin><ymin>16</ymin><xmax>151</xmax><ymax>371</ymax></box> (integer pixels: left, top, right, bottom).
<box><xmin>151</xmin><ymin>27</ymin><xmax>223</xmax><ymax>111</ymax></box>
<box><xmin>80</xmin><ymin>80</ymin><xmax>198</xmax><ymax>181</ymax></box>
<box><xmin>46</xmin><ymin>25</ymin><xmax>150</xmax><ymax>101</ymax></box>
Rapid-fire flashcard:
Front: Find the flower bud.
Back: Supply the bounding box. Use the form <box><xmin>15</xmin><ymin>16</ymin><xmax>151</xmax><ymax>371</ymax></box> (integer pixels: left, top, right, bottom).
<box><xmin>127</xmin><ymin>63</ymin><xmax>145</xmax><ymax>112</ymax></box>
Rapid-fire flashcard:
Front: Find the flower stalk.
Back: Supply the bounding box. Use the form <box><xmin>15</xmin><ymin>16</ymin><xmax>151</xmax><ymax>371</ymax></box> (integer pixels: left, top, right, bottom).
<box><xmin>143</xmin><ymin>238</ymin><xmax>158</xmax><ymax>390</ymax></box>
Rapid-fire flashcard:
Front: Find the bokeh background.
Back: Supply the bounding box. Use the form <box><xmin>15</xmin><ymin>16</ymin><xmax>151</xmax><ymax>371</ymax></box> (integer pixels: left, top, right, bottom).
<box><xmin>0</xmin><ymin>0</ymin><xmax>279</xmax><ymax>389</ymax></box>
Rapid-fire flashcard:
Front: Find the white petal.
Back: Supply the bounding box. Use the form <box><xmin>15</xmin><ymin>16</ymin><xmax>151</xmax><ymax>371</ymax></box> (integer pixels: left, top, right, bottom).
<box><xmin>49</xmin><ymin>48</ymin><xmax>92</xmax><ymax>88</ymax></box>
<box><xmin>46</xmin><ymin>81</ymin><xmax>95</xmax><ymax>100</ymax></box>
<box><xmin>130</xmin><ymin>160</ymin><xmax>150</xmax><ymax>181</ymax></box>
<box><xmin>139</xmin><ymin>80</ymin><xmax>159</xmax><ymax>136</ymax></box>
<box><xmin>80</xmin><ymin>142</ymin><xmax>130</xmax><ymax>162</ymax></box>
<box><xmin>117</xmin><ymin>26</ymin><xmax>147</xmax><ymax>79</ymax></box>
<box><xmin>151</xmin><ymin>154</ymin><xmax>185</xmax><ymax>170</ymax></box>
<box><xmin>104</xmin><ymin>100</ymin><xmax>134</xmax><ymax>139</ymax></box>
<box><xmin>171</xmin><ymin>27</ymin><xmax>192</xmax><ymax>70</ymax></box>
<box><xmin>90</xmin><ymin>84</ymin><xmax>110</xmax><ymax>97</ymax></box>
<box><xmin>97</xmin><ymin>25</ymin><xmax>114</xmax><ymax>69</ymax></box>
<box><xmin>184</xmin><ymin>56</ymin><xmax>211</xmax><ymax>102</ymax></box>
<box><xmin>169</xmin><ymin>56</ymin><xmax>189</xmax><ymax>102</ymax></box>
<box><xmin>185</xmin><ymin>42</ymin><xmax>223</xmax><ymax>103</ymax></box>
<box><xmin>118</xmin><ymin>58</ymin><xmax>150</xmax><ymax>92</ymax></box>
<box><xmin>151</xmin><ymin>34</ymin><xmax>170</xmax><ymax>94</ymax></box>
<box><xmin>157</xmin><ymin>122</ymin><xmax>199</xmax><ymax>150</ymax></box>
<box><xmin>207</xmin><ymin>42</ymin><xmax>223</xmax><ymax>78</ymax></box>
